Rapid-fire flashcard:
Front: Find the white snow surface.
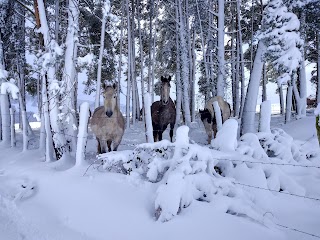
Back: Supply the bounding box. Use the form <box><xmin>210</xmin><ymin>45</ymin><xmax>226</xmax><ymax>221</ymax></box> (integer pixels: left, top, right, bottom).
<box><xmin>0</xmin><ymin>114</ymin><xmax>319</xmax><ymax>240</ymax></box>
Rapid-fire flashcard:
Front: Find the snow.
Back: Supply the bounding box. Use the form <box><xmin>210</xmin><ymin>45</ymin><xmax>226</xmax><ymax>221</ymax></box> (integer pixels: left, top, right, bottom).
<box><xmin>212</xmin><ymin>119</ymin><xmax>238</xmax><ymax>151</ymax></box>
<box><xmin>0</xmin><ymin>80</ymin><xmax>19</xmax><ymax>99</ymax></box>
<box><xmin>315</xmin><ymin>103</ymin><xmax>320</xmax><ymax>116</ymax></box>
<box><xmin>0</xmin><ymin>114</ymin><xmax>319</xmax><ymax>240</ymax></box>
<box><xmin>259</xmin><ymin>100</ymin><xmax>271</xmax><ymax>133</ymax></box>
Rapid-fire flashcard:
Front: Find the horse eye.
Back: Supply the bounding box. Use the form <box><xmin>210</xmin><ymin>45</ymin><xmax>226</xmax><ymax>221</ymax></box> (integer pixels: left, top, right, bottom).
<box><xmin>114</xmin><ymin>96</ymin><xmax>116</xmax><ymax>98</ymax></box>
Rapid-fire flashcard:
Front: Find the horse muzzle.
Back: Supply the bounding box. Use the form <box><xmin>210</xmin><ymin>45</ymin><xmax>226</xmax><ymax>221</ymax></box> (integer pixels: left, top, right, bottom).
<box><xmin>162</xmin><ymin>100</ymin><xmax>169</xmax><ymax>105</ymax></box>
<box><xmin>106</xmin><ymin>110</ymin><xmax>113</xmax><ymax>117</ymax></box>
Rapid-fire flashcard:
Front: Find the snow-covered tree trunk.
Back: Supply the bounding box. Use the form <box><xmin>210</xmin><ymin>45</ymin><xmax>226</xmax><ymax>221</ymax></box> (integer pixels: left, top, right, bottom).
<box><xmin>36</xmin><ymin>0</ymin><xmax>66</xmax><ymax>159</ymax></box>
<box><xmin>241</xmin><ymin>41</ymin><xmax>266</xmax><ymax>135</ymax></box>
<box><xmin>17</xmin><ymin>90</ymin><xmax>28</xmax><ymax>151</ymax></box>
<box><xmin>177</xmin><ymin>0</ymin><xmax>191</xmax><ymax>125</ymax></box>
<box><xmin>317</xmin><ymin>32</ymin><xmax>320</xmax><ymax>104</ymax></box>
<box><xmin>62</xmin><ymin>0</ymin><xmax>80</xmax><ymax>154</ymax></box>
<box><xmin>191</xmin><ymin>28</ymin><xmax>196</xmax><ymax>122</ymax></box>
<box><xmin>39</xmin><ymin>112</ymin><xmax>45</xmax><ymax>152</ymax></box>
<box><xmin>10</xmin><ymin>107</ymin><xmax>15</xmax><ymax>147</ymax></box>
<box><xmin>0</xmin><ymin>91</ymin><xmax>10</xmax><ymax>145</ymax></box>
<box><xmin>126</xmin><ymin>0</ymin><xmax>131</xmax><ymax>128</ymax></box>
<box><xmin>148</xmin><ymin>0</ymin><xmax>154</xmax><ymax>103</ymax></box>
<box><xmin>237</xmin><ymin>0</ymin><xmax>246</xmax><ymax>118</ymax></box>
<box><xmin>137</xmin><ymin>0</ymin><xmax>144</xmax><ymax>115</ymax></box>
<box><xmin>117</xmin><ymin>1</ymin><xmax>124</xmax><ymax>108</ymax></box>
<box><xmin>95</xmin><ymin>1</ymin><xmax>110</xmax><ymax>108</ymax></box>
<box><xmin>175</xmin><ymin>12</ymin><xmax>182</xmax><ymax>126</ymax></box>
<box><xmin>195</xmin><ymin>0</ymin><xmax>209</xmax><ymax>100</ymax></box>
<box><xmin>216</xmin><ymin>0</ymin><xmax>225</xmax><ymax>97</ymax></box>
<box><xmin>259</xmin><ymin>100</ymin><xmax>271</xmax><ymax>133</ymax></box>
<box><xmin>42</xmin><ymin>75</ymin><xmax>55</xmax><ymax>162</ymax></box>
<box><xmin>285</xmin><ymin>81</ymin><xmax>293</xmax><ymax>123</ymax></box>
<box><xmin>143</xmin><ymin>92</ymin><xmax>153</xmax><ymax>143</ymax></box>
<box><xmin>75</xmin><ymin>102</ymin><xmax>90</xmax><ymax>166</ymax></box>
<box><xmin>299</xmin><ymin>9</ymin><xmax>307</xmax><ymax>116</ymax></box>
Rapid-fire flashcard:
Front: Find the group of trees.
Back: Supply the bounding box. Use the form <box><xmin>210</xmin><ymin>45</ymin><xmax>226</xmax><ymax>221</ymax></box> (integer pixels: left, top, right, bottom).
<box><xmin>0</xmin><ymin>0</ymin><xmax>319</xmax><ymax>160</ymax></box>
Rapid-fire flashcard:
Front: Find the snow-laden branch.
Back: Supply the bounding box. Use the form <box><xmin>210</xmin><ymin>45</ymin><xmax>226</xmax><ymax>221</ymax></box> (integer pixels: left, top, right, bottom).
<box><xmin>0</xmin><ymin>80</ymin><xmax>19</xmax><ymax>99</ymax></box>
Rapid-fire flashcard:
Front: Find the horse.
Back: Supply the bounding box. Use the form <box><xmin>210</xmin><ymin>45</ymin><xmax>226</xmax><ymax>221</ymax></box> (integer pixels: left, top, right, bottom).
<box><xmin>151</xmin><ymin>76</ymin><xmax>176</xmax><ymax>142</ymax></box>
<box><xmin>199</xmin><ymin>96</ymin><xmax>231</xmax><ymax>144</ymax></box>
<box><xmin>90</xmin><ymin>84</ymin><xmax>125</xmax><ymax>153</ymax></box>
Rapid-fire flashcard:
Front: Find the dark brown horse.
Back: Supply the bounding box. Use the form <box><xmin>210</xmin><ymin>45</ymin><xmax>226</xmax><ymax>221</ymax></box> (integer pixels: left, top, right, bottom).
<box><xmin>151</xmin><ymin>76</ymin><xmax>176</xmax><ymax>142</ymax></box>
<box><xmin>199</xmin><ymin>96</ymin><xmax>231</xmax><ymax>144</ymax></box>
<box><xmin>90</xmin><ymin>84</ymin><xmax>125</xmax><ymax>153</ymax></box>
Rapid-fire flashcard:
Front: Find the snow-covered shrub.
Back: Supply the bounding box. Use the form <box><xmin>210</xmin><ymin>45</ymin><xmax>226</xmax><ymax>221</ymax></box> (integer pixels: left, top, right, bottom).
<box><xmin>99</xmin><ymin>126</ymin><xmax>266</xmax><ymax>223</ymax></box>
<box><xmin>257</xmin><ymin>128</ymin><xmax>307</xmax><ymax>162</ymax></box>
<box><xmin>237</xmin><ymin>133</ymin><xmax>268</xmax><ymax>160</ymax></box>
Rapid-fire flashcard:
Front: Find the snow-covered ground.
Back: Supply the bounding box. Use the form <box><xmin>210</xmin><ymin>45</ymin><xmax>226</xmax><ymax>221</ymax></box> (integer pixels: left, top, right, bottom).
<box><xmin>0</xmin><ymin>112</ymin><xmax>319</xmax><ymax>240</ymax></box>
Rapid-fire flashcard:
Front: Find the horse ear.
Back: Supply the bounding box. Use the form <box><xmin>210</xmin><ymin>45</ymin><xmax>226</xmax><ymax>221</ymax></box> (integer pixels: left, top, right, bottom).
<box><xmin>101</xmin><ymin>82</ymin><xmax>106</xmax><ymax>91</ymax></box>
<box><xmin>168</xmin><ymin>76</ymin><xmax>171</xmax><ymax>82</ymax></box>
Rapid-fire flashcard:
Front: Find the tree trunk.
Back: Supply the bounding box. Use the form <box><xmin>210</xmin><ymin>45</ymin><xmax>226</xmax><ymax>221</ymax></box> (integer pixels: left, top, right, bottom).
<box><xmin>117</xmin><ymin>1</ymin><xmax>124</xmax><ymax>108</ymax></box>
<box><xmin>75</xmin><ymin>102</ymin><xmax>90</xmax><ymax>166</ymax></box>
<box><xmin>195</xmin><ymin>0</ymin><xmax>209</xmax><ymax>100</ymax></box>
<box><xmin>216</xmin><ymin>0</ymin><xmax>225</xmax><ymax>97</ymax></box>
<box><xmin>299</xmin><ymin>9</ymin><xmax>307</xmax><ymax>115</ymax></box>
<box><xmin>285</xmin><ymin>81</ymin><xmax>293</xmax><ymax>123</ymax></box>
<box><xmin>241</xmin><ymin>41</ymin><xmax>266</xmax><ymax>135</ymax></box>
<box><xmin>175</xmin><ymin>5</ymin><xmax>182</xmax><ymax>126</ymax></box>
<box><xmin>126</xmin><ymin>0</ymin><xmax>131</xmax><ymax>128</ymax></box>
<box><xmin>0</xmin><ymin>93</ymin><xmax>10</xmax><ymax>145</ymax></box>
<box><xmin>137</xmin><ymin>0</ymin><xmax>145</xmax><ymax>117</ymax></box>
<box><xmin>279</xmin><ymin>84</ymin><xmax>284</xmax><ymax>115</ymax></box>
<box><xmin>177</xmin><ymin>0</ymin><xmax>191</xmax><ymax>125</ymax></box>
<box><xmin>237</xmin><ymin>0</ymin><xmax>246</xmax><ymax>118</ymax></box>
<box><xmin>95</xmin><ymin>3</ymin><xmax>109</xmax><ymax>108</ymax></box>
<box><xmin>62</xmin><ymin>0</ymin><xmax>79</xmax><ymax>154</ymax></box>
<box><xmin>317</xmin><ymin>31</ymin><xmax>320</xmax><ymax>104</ymax></box>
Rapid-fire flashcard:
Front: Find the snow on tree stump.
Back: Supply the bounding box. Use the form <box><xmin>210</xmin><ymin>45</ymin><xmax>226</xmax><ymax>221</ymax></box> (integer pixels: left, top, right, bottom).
<box><xmin>75</xmin><ymin>102</ymin><xmax>90</xmax><ymax>167</ymax></box>
<box><xmin>259</xmin><ymin>100</ymin><xmax>271</xmax><ymax>133</ymax></box>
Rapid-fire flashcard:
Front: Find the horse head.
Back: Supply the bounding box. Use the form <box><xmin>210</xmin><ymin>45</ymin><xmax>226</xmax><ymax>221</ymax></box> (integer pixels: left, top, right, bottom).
<box><xmin>103</xmin><ymin>83</ymin><xmax>117</xmax><ymax>118</ymax></box>
<box><xmin>160</xmin><ymin>76</ymin><xmax>171</xmax><ymax>105</ymax></box>
<box><xmin>199</xmin><ymin>109</ymin><xmax>212</xmax><ymax>124</ymax></box>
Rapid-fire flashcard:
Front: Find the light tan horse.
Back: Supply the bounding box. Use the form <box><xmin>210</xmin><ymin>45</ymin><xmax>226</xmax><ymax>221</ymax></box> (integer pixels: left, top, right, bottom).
<box><xmin>90</xmin><ymin>84</ymin><xmax>125</xmax><ymax>153</ymax></box>
<box><xmin>199</xmin><ymin>96</ymin><xmax>231</xmax><ymax>144</ymax></box>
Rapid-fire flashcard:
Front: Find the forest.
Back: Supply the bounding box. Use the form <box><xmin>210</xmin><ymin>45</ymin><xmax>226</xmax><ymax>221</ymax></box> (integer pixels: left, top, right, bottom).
<box><xmin>0</xmin><ymin>0</ymin><xmax>319</xmax><ymax>159</ymax></box>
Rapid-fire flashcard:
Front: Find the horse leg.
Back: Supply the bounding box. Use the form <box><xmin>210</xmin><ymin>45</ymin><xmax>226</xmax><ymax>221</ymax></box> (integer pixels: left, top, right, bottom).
<box><xmin>158</xmin><ymin>130</ymin><xmax>163</xmax><ymax>141</ymax></box>
<box><xmin>169</xmin><ymin>123</ymin><xmax>174</xmax><ymax>142</ymax></box>
<box><xmin>107</xmin><ymin>140</ymin><xmax>112</xmax><ymax>152</ymax></box>
<box><xmin>153</xmin><ymin>125</ymin><xmax>159</xmax><ymax>142</ymax></box>
<box><xmin>213</xmin><ymin>124</ymin><xmax>218</xmax><ymax>139</ymax></box>
<box><xmin>96</xmin><ymin>138</ymin><xmax>102</xmax><ymax>154</ymax></box>
<box><xmin>100</xmin><ymin>140</ymin><xmax>107</xmax><ymax>153</ymax></box>
<box><xmin>113</xmin><ymin>136</ymin><xmax>122</xmax><ymax>151</ymax></box>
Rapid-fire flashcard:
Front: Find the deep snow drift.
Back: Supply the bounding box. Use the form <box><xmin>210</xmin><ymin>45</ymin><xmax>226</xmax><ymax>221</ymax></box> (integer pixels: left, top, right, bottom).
<box><xmin>0</xmin><ymin>113</ymin><xmax>319</xmax><ymax>240</ymax></box>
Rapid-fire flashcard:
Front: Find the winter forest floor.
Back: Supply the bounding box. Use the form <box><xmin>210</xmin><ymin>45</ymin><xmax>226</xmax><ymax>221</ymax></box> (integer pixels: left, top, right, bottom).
<box><xmin>0</xmin><ymin>111</ymin><xmax>319</xmax><ymax>240</ymax></box>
